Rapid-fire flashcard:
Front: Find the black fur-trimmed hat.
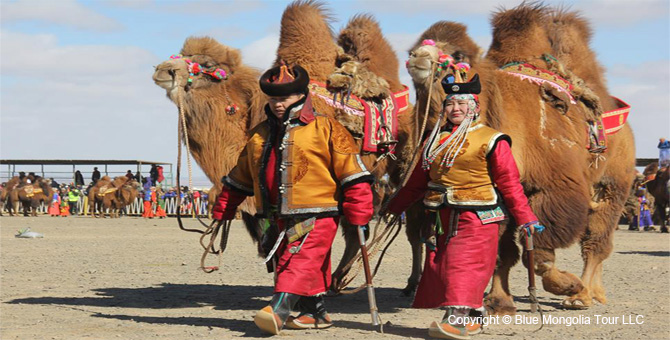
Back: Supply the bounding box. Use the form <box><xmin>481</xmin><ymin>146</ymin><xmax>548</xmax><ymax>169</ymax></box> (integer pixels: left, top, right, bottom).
<box><xmin>259</xmin><ymin>63</ymin><xmax>310</xmax><ymax>97</ymax></box>
<box><xmin>441</xmin><ymin>73</ymin><xmax>481</xmax><ymax>95</ymax></box>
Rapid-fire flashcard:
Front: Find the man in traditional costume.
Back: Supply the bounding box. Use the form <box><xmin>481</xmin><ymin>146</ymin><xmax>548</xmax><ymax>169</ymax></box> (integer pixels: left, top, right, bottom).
<box><xmin>212</xmin><ymin>63</ymin><xmax>374</xmax><ymax>335</ymax></box>
<box><xmin>387</xmin><ymin>71</ymin><xmax>541</xmax><ymax>340</ymax></box>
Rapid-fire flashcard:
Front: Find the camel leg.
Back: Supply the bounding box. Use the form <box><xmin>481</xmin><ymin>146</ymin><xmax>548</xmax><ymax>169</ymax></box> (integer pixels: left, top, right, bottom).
<box><xmin>531</xmin><ymin>247</ymin><xmax>585</xmax><ymax>303</ymax></box>
<box><xmin>562</xmin><ymin>203</ymin><xmax>617</xmax><ymax>308</ymax></box>
<box><xmin>657</xmin><ymin>201</ymin><xmax>669</xmax><ymax>233</ymax></box>
<box><xmin>330</xmin><ymin>218</ymin><xmax>361</xmax><ymax>294</ymax></box>
<box><xmin>485</xmin><ymin>223</ymin><xmax>520</xmax><ymax>315</ymax></box>
<box><xmin>402</xmin><ymin>204</ymin><xmax>424</xmax><ymax>296</ymax></box>
<box><xmin>22</xmin><ymin>201</ymin><xmax>30</xmax><ymax>216</ymax></box>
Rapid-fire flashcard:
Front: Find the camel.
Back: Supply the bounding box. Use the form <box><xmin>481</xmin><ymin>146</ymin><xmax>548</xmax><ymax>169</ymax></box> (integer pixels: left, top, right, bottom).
<box><xmin>406</xmin><ymin>3</ymin><xmax>635</xmax><ymax>313</ymax></box>
<box><xmin>643</xmin><ymin>162</ymin><xmax>670</xmax><ymax>232</ymax></box>
<box><xmin>88</xmin><ymin>176</ymin><xmax>128</xmax><ymax>218</ymax></box>
<box><xmin>153</xmin><ymin>36</ymin><xmax>267</xmax><ymax>247</ymax></box>
<box><xmin>109</xmin><ymin>179</ymin><xmax>142</xmax><ymax>218</ymax></box>
<box><xmin>0</xmin><ymin>176</ymin><xmax>21</xmax><ymax>216</ymax></box>
<box><xmin>8</xmin><ymin>178</ymin><xmax>53</xmax><ymax>217</ymax></box>
<box><xmin>152</xmin><ymin>0</ymin><xmax>426</xmax><ymax>293</ymax></box>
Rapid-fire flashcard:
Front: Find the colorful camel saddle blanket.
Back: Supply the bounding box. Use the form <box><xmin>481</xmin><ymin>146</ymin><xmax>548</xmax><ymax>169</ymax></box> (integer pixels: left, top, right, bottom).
<box><xmin>602</xmin><ymin>97</ymin><xmax>630</xmax><ymax>135</ymax></box>
<box><xmin>501</xmin><ymin>62</ymin><xmax>576</xmax><ymax>104</ymax></box>
<box><xmin>97</xmin><ymin>185</ymin><xmax>118</xmax><ymax>197</ymax></box>
<box><xmin>308</xmin><ymin>81</ymin><xmax>410</xmax><ymax>153</ymax></box>
<box><xmin>23</xmin><ymin>186</ymin><xmax>41</xmax><ymax>197</ymax></box>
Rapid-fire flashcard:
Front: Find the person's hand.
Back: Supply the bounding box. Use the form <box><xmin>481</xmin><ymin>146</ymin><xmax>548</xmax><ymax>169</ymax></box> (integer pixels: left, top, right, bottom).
<box><xmin>521</xmin><ymin>221</ymin><xmax>545</xmax><ymax>236</ymax></box>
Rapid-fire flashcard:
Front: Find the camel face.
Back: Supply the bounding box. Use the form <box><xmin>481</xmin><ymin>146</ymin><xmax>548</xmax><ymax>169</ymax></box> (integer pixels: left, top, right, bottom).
<box><xmin>407</xmin><ymin>45</ymin><xmax>439</xmax><ymax>85</ymax></box>
<box><xmin>153</xmin><ymin>54</ymin><xmax>223</xmax><ymax>101</ymax></box>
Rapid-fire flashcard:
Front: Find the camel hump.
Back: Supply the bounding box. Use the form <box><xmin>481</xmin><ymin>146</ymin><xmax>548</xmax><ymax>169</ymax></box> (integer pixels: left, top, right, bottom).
<box><xmin>276</xmin><ymin>0</ymin><xmax>338</xmax><ymax>80</ymax></box>
<box><xmin>488</xmin><ymin>3</ymin><xmax>553</xmax><ymax>65</ymax></box>
<box><xmin>337</xmin><ymin>14</ymin><xmax>403</xmax><ymax>92</ymax></box>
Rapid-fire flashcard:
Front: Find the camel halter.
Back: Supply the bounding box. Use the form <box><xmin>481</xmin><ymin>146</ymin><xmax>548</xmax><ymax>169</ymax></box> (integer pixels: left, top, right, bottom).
<box><xmin>170</xmin><ymin>54</ymin><xmax>239</xmax><ymax>115</ymax></box>
<box><xmin>172</xmin><ymin>67</ymin><xmax>232</xmax><ymax>273</ymax></box>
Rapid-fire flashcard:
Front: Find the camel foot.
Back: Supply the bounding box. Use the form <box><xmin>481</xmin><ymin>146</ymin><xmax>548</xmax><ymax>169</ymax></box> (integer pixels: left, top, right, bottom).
<box><xmin>561</xmin><ymin>287</ymin><xmax>593</xmax><ymax>309</ymax></box>
<box><xmin>484</xmin><ymin>294</ymin><xmax>517</xmax><ymax>316</ymax></box>
<box><xmin>591</xmin><ymin>287</ymin><xmax>607</xmax><ymax>304</ymax></box>
<box><xmin>541</xmin><ymin>267</ymin><xmax>584</xmax><ymax>296</ymax></box>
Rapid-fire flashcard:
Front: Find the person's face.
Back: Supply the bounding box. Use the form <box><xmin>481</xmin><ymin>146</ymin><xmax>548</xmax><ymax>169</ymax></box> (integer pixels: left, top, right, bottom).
<box><xmin>267</xmin><ymin>93</ymin><xmax>304</xmax><ymax>118</ymax></box>
<box><xmin>444</xmin><ymin>98</ymin><xmax>472</xmax><ymax>125</ymax></box>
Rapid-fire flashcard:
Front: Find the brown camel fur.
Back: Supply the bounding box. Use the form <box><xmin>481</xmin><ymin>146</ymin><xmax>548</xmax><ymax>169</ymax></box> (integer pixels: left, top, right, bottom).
<box><xmin>110</xmin><ymin>179</ymin><xmax>142</xmax><ymax>218</ymax></box>
<box><xmin>274</xmin><ymin>1</ymin><xmax>422</xmax><ymax>293</ymax></box>
<box><xmin>95</xmin><ymin>176</ymin><xmax>131</xmax><ymax>218</ymax></box>
<box><xmin>88</xmin><ymin>176</ymin><xmax>114</xmax><ymax>218</ymax></box>
<box><xmin>0</xmin><ymin>176</ymin><xmax>21</xmax><ymax>216</ymax></box>
<box><xmin>8</xmin><ymin>178</ymin><xmax>53</xmax><ymax>217</ymax></box>
<box><xmin>406</xmin><ymin>3</ymin><xmax>635</xmax><ymax>313</ymax></box>
<box><xmin>153</xmin><ymin>36</ymin><xmax>267</xmax><ymax>247</ymax></box>
<box><xmin>643</xmin><ymin>162</ymin><xmax>670</xmax><ymax>232</ymax></box>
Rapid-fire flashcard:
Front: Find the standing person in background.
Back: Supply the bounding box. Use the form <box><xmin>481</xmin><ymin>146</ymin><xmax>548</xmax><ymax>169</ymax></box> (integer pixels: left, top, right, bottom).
<box><xmin>125</xmin><ymin>170</ymin><xmax>134</xmax><ymax>181</ymax></box>
<box><xmin>142</xmin><ymin>178</ymin><xmax>154</xmax><ymax>219</ymax></box>
<box><xmin>638</xmin><ymin>196</ymin><xmax>655</xmax><ymax>231</ymax></box>
<box><xmin>192</xmin><ymin>190</ymin><xmax>201</xmax><ymax>216</ymax></box>
<box><xmin>74</xmin><ymin>170</ymin><xmax>85</xmax><ymax>187</ymax></box>
<box><xmin>658</xmin><ymin>138</ymin><xmax>670</xmax><ymax>167</ymax></box>
<box><xmin>49</xmin><ymin>190</ymin><xmax>61</xmax><ymax>216</ymax></box>
<box><xmin>150</xmin><ymin>165</ymin><xmax>159</xmax><ymax>186</ymax></box>
<box><xmin>50</xmin><ymin>178</ymin><xmax>60</xmax><ymax>188</ymax></box>
<box><xmin>60</xmin><ymin>189</ymin><xmax>70</xmax><ymax>217</ymax></box>
<box><xmin>157</xmin><ymin>165</ymin><xmax>165</xmax><ymax>184</ymax></box>
<box><xmin>68</xmin><ymin>186</ymin><xmax>81</xmax><ymax>215</ymax></box>
<box><xmin>154</xmin><ymin>187</ymin><xmax>167</xmax><ymax>219</ymax></box>
<box><xmin>91</xmin><ymin>167</ymin><xmax>101</xmax><ymax>184</ymax></box>
<box><xmin>134</xmin><ymin>171</ymin><xmax>142</xmax><ymax>182</ymax></box>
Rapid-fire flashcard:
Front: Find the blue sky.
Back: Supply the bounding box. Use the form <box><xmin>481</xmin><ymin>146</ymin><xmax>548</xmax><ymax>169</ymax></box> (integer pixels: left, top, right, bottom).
<box><xmin>1</xmin><ymin>0</ymin><xmax>668</xmax><ymax>187</ymax></box>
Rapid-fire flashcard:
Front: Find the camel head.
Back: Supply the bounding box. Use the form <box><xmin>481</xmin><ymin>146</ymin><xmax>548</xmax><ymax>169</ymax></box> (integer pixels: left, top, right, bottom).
<box><xmin>407</xmin><ymin>22</ymin><xmax>481</xmax><ymax>88</ymax></box>
<box><xmin>406</xmin><ymin>22</ymin><xmax>483</xmax><ymax>129</ymax></box>
<box><xmin>153</xmin><ymin>36</ymin><xmax>241</xmax><ymax>100</ymax></box>
<box><xmin>112</xmin><ymin>176</ymin><xmax>129</xmax><ymax>187</ymax></box>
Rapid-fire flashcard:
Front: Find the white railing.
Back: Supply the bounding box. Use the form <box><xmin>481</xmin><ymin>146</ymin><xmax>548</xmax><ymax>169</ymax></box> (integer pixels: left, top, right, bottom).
<box><xmin>2</xmin><ymin>195</ymin><xmax>210</xmax><ymax>218</ymax></box>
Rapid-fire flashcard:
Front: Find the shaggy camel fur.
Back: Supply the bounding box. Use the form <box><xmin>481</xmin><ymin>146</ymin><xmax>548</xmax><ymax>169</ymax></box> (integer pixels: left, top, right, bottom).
<box><xmin>406</xmin><ymin>3</ymin><xmax>635</xmax><ymax>313</ymax></box>
<box><xmin>274</xmin><ymin>0</ymin><xmax>422</xmax><ymax>293</ymax></box>
<box><xmin>153</xmin><ymin>36</ymin><xmax>267</xmax><ymax>247</ymax></box>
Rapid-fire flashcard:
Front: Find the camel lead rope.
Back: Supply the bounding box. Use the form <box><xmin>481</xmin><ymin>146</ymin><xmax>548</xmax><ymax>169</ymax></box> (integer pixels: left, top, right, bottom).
<box><xmin>524</xmin><ymin>225</ymin><xmax>544</xmax><ymax>332</ymax></box>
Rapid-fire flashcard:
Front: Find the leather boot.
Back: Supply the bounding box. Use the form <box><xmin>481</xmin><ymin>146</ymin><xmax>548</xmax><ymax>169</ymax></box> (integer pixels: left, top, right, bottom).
<box><xmin>286</xmin><ymin>296</ymin><xmax>333</xmax><ymax>329</ymax></box>
<box><xmin>254</xmin><ymin>292</ymin><xmax>301</xmax><ymax>335</ymax></box>
<box><xmin>428</xmin><ymin>307</ymin><xmax>471</xmax><ymax>339</ymax></box>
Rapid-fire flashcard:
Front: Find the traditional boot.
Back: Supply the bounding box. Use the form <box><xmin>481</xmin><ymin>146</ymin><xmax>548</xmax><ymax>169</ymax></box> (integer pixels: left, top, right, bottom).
<box><xmin>464</xmin><ymin>308</ymin><xmax>484</xmax><ymax>335</ymax></box>
<box><xmin>285</xmin><ymin>295</ymin><xmax>333</xmax><ymax>329</ymax></box>
<box><xmin>254</xmin><ymin>292</ymin><xmax>301</xmax><ymax>335</ymax></box>
<box><xmin>428</xmin><ymin>307</ymin><xmax>471</xmax><ymax>340</ymax></box>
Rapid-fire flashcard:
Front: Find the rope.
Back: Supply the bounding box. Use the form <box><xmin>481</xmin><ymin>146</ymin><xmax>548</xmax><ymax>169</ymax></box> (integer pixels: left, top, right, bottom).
<box><xmin>336</xmin><ymin>62</ymin><xmax>439</xmax><ymax>292</ymax></box>
<box><xmin>199</xmin><ymin>220</ymin><xmax>232</xmax><ymax>273</ymax></box>
<box><xmin>175</xmin><ymin>88</ymin><xmax>207</xmax><ymax>234</ymax></box>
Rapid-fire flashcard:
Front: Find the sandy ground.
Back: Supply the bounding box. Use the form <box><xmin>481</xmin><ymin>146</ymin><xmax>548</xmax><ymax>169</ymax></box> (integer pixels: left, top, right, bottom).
<box><xmin>1</xmin><ymin>215</ymin><xmax>669</xmax><ymax>340</ymax></box>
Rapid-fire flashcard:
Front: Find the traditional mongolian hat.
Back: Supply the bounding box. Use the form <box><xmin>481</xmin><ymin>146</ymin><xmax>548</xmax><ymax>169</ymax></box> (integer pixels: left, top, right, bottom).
<box><xmin>259</xmin><ymin>63</ymin><xmax>310</xmax><ymax>97</ymax></box>
<box><xmin>441</xmin><ymin>73</ymin><xmax>481</xmax><ymax>95</ymax></box>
